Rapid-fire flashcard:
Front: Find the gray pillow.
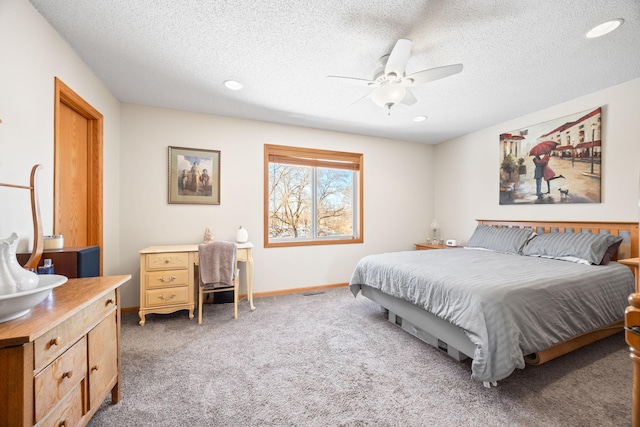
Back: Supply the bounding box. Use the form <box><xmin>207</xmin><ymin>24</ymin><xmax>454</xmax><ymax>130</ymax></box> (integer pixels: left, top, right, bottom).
<box><xmin>521</xmin><ymin>232</ymin><xmax>623</xmax><ymax>265</ymax></box>
<box><xmin>465</xmin><ymin>225</ymin><xmax>534</xmax><ymax>255</ymax></box>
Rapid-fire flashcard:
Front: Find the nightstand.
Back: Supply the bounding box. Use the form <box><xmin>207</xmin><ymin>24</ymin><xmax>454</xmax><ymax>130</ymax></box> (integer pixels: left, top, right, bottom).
<box><xmin>415</xmin><ymin>243</ymin><xmax>460</xmax><ymax>250</ymax></box>
<box><xmin>619</xmin><ymin>257</ymin><xmax>639</xmax><ymax>292</ymax></box>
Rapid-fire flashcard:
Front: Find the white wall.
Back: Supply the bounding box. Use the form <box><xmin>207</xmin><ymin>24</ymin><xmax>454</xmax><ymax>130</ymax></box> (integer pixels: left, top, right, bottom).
<box><xmin>434</xmin><ymin>77</ymin><xmax>640</xmax><ymax>244</ymax></box>
<box><xmin>6</xmin><ymin>0</ymin><xmax>639</xmax><ymax>311</ymax></box>
<box><xmin>119</xmin><ymin>104</ymin><xmax>435</xmax><ymax>308</ymax></box>
<box><xmin>1</xmin><ymin>0</ymin><xmax>435</xmax><ymax>310</ymax></box>
<box><xmin>0</xmin><ymin>0</ymin><xmax>123</xmax><ymax>274</ymax></box>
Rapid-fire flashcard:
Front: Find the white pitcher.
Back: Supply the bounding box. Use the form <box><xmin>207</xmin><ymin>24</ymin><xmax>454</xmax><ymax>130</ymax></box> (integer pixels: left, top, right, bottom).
<box><xmin>0</xmin><ymin>233</ymin><xmax>39</xmax><ymax>293</ymax></box>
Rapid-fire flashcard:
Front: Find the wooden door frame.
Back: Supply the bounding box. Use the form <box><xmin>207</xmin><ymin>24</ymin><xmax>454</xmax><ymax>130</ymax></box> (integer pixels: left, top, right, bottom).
<box><xmin>54</xmin><ymin>77</ymin><xmax>104</xmax><ymax>273</ymax></box>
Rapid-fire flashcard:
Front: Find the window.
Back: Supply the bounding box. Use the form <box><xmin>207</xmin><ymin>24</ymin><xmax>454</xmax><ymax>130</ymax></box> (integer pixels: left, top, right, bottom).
<box><xmin>264</xmin><ymin>144</ymin><xmax>363</xmax><ymax>247</ymax></box>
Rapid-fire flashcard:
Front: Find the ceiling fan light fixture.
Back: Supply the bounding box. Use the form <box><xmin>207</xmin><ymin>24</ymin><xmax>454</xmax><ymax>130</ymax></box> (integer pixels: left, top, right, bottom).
<box><xmin>329</xmin><ymin>38</ymin><xmax>464</xmax><ymax>111</ymax></box>
<box><xmin>586</xmin><ymin>18</ymin><xmax>624</xmax><ymax>38</ymax></box>
<box><xmin>223</xmin><ymin>79</ymin><xmax>244</xmax><ymax>90</ymax></box>
<box><xmin>371</xmin><ymin>84</ymin><xmax>406</xmax><ymax>109</ymax></box>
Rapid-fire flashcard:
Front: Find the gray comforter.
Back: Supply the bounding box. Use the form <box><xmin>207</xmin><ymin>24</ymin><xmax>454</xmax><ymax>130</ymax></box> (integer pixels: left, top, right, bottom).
<box><xmin>349</xmin><ymin>248</ymin><xmax>635</xmax><ymax>383</ymax></box>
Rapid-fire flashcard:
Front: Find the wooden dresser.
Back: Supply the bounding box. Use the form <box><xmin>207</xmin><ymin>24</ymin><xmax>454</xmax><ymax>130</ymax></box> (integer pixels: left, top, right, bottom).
<box><xmin>0</xmin><ymin>275</ymin><xmax>131</xmax><ymax>427</ymax></box>
<box><xmin>138</xmin><ymin>246</ymin><xmax>196</xmax><ymax>326</ymax></box>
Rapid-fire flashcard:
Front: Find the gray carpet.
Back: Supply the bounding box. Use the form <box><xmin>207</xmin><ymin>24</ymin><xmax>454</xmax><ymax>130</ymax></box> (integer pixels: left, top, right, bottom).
<box><xmin>88</xmin><ymin>287</ymin><xmax>632</xmax><ymax>426</ymax></box>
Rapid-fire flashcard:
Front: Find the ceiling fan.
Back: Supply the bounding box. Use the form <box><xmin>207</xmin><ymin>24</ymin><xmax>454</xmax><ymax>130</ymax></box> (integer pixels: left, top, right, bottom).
<box><xmin>327</xmin><ymin>39</ymin><xmax>463</xmax><ymax>112</ymax></box>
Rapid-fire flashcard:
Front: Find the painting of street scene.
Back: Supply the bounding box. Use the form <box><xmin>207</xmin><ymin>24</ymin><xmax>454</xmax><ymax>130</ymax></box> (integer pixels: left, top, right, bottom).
<box><xmin>499</xmin><ymin>107</ymin><xmax>601</xmax><ymax>205</ymax></box>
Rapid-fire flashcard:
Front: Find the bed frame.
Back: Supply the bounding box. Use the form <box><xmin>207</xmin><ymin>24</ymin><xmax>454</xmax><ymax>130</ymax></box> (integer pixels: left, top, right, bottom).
<box><xmin>365</xmin><ymin>219</ymin><xmax>638</xmax><ymax>385</ymax></box>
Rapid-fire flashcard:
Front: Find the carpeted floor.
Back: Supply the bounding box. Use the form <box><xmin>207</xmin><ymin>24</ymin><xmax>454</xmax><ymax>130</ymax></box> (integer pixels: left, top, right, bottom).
<box><xmin>88</xmin><ymin>287</ymin><xmax>632</xmax><ymax>426</ymax></box>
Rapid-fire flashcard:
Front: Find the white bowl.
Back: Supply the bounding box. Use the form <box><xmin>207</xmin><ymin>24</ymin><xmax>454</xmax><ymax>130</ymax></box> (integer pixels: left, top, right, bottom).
<box><xmin>0</xmin><ymin>274</ymin><xmax>68</xmax><ymax>323</ymax></box>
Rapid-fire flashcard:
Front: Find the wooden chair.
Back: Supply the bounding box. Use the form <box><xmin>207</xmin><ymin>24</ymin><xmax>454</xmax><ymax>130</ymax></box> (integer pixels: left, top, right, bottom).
<box><xmin>197</xmin><ymin>241</ymin><xmax>239</xmax><ymax>324</ymax></box>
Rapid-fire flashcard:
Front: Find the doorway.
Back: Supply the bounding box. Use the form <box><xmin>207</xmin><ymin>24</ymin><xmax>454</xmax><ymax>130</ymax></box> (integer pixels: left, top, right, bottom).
<box><xmin>54</xmin><ymin>77</ymin><xmax>103</xmax><ymax>273</ymax></box>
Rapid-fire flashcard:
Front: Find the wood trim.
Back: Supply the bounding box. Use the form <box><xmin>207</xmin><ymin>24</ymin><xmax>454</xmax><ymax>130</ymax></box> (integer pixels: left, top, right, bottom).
<box><xmin>54</xmin><ymin>77</ymin><xmax>104</xmax><ymax>274</ymax></box>
<box><xmin>253</xmin><ymin>282</ymin><xmax>348</xmax><ymax>298</ymax></box>
<box><xmin>264</xmin><ymin>144</ymin><xmax>364</xmax><ymax>248</ymax></box>
<box><xmin>525</xmin><ymin>319</ymin><xmax>623</xmax><ymax>365</ymax></box>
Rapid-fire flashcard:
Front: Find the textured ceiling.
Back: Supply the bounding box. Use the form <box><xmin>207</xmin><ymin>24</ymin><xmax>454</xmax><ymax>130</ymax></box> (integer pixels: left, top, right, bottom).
<box><xmin>29</xmin><ymin>0</ymin><xmax>640</xmax><ymax>145</ymax></box>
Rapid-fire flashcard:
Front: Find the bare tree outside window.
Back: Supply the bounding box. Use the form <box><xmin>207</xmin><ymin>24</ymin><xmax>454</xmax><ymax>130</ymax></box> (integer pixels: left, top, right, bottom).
<box><xmin>268</xmin><ymin>163</ymin><xmax>312</xmax><ymax>239</ymax></box>
<box><xmin>264</xmin><ymin>144</ymin><xmax>363</xmax><ymax>247</ymax></box>
<box><xmin>317</xmin><ymin>168</ymin><xmax>353</xmax><ymax>237</ymax></box>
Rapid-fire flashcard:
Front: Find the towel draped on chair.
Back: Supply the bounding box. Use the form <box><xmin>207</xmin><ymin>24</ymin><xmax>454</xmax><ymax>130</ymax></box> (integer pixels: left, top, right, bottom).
<box><xmin>198</xmin><ymin>241</ymin><xmax>236</xmax><ymax>290</ymax></box>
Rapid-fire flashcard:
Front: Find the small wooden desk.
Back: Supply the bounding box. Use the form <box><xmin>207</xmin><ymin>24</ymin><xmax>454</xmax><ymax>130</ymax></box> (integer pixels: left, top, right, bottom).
<box><xmin>138</xmin><ymin>243</ymin><xmax>254</xmax><ymax>325</ymax></box>
<box><xmin>619</xmin><ymin>257</ymin><xmax>639</xmax><ymax>292</ymax></box>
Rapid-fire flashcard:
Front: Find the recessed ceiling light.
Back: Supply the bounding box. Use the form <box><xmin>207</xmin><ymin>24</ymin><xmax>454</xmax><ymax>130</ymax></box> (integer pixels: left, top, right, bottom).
<box><xmin>413</xmin><ymin>116</ymin><xmax>427</xmax><ymax>122</ymax></box>
<box><xmin>224</xmin><ymin>80</ymin><xmax>243</xmax><ymax>90</ymax></box>
<box><xmin>586</xmin><ymin>19</ymin><xmax>624</xmax><ymax>38</ymax></box>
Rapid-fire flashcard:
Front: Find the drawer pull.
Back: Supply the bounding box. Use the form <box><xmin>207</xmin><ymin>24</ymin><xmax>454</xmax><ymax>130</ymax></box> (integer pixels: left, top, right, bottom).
<box><xmin>91</xmin><ymin>364</ymin><xmax>100</xmax><ymax>372</ymax></box>
<box><xmin>159</xmin><ymin>276</ymin><xmax>177</xmax><ymax>283</ymax></box>
<box><xmin>49</xmin><ymin>337</ymin><xmax>61</xmax><ymax>347</ymax></box>
<box><xmin>59</xmin><ymin>418</ymin><xmax>67</xmax><ymax>427</ymax></box>
<box><xmin>105</xmin><ymin>298</ymin><xmax>115</xmax><ymax>306</ymax></box>
<box><xmin>158</xmin><ymin>294</ymin><xmax>177</xmax><ymax>301</ymax></box>
<box><xmin>61</xmin><ymin>371</ymin><xmax>73</xmax><ymax>380</ymax></box>
<box><xmin>164</xmin><ymin>259</ymin><xmax>170</xmax><ymax>264</ymax></box>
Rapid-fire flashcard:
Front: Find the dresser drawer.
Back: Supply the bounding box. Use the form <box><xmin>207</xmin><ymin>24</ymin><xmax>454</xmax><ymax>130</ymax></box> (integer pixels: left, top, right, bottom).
<box><xmin>83</xmin><ymin>289</ymin><xmax>117</xmax><ymax>328</ymax></box>
<box><xmin>37</xmin><ymin>382</ymin><xmax>84</xmax><ymax>427</ymax></box>
<box><xmin>34</xmin><ymin>337</ymin><xmax>87</xmax><ymax>423</ymax></box>
<box><xmin>146</xmin><ymin>269</ymin><xmax>190</xmax><ymax>289</ymax></box>
<box><xmin>34</xmin><ymin>312</ymin><xmax>85</xmax><ymax>373</ymax></box>
<box><xmin>145</xmin><ymin>286</ymin><xmax>190</xmax><ymax>307</ymax></box>
<box><xmin>34</xmin><ymin>290</ymin><xmax>116</xmax><ymax>372</ymax></box>
<box><xmin>146</xmin><ymin>252</ymin><xmax>189</xmax><ymax>270</ymax></box>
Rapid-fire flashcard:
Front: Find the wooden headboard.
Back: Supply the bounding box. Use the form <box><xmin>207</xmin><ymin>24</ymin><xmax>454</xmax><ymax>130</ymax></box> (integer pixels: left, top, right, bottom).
<box><xmin>477</xmin><ymin>219</ymin><xmax>639</xmax><ymax>259</ymax></box>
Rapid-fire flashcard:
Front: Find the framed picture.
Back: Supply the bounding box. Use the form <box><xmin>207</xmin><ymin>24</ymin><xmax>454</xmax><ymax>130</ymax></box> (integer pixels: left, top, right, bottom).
<box><xmin>168</xmin><ymin>146</ymin><xmax>220</xmax><ymax>204</ymax></box>
<box><xmin>499</xmin><ymin>107</ymin><xmax>602</xmax><ymax>205</ymax></box>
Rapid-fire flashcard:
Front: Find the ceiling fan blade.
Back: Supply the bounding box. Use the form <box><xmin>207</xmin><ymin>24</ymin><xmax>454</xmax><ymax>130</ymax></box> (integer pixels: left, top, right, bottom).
<box><xmin>326</xmin><ymin>75</ymin><xmax>374</xmax><ymax>86</ymax></box>
<box><xmin>347</xmin><ymin>93</ymin><xmax>373</xmax><ymax>107</ymax></box>
<box><xmin>404</xmin><ymin>63</ymin><xmax>463</xmax><ymax>86</ymax></box>
<box><xmin>384</xmin><ymin>39</ymin><xmax>412</xmax><ymax>78</ymax></box>
<box><xmin>401</xmin><ymin>89</ymin><xmax>417</xmax><ymax>106</ymax></box>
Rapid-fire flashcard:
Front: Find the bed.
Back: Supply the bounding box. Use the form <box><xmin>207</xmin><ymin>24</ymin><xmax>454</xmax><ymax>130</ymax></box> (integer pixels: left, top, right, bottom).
<box><xmin>350</xmin><ymin>220</ymin><xmax>638</xmax><ymax>387</ymax></box>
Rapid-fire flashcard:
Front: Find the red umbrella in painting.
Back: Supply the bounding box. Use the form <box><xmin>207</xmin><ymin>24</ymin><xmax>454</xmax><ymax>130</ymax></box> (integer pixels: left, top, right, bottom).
<box><xmin>529</xmin><ymin>140</ymin><xmax>558</xmax><ymax>156</ymax></box>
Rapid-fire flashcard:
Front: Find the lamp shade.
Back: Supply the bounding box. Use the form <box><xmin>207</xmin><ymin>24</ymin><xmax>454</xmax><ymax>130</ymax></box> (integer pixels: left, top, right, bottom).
<box><xmin>371</xmin><ymin>83</ymin><xmax>406</xmax><ymax>108</ymax></box>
